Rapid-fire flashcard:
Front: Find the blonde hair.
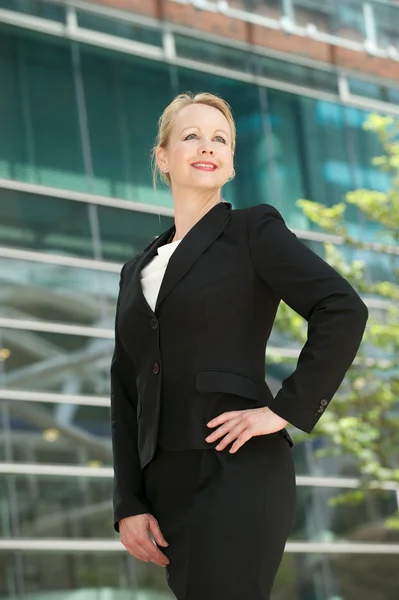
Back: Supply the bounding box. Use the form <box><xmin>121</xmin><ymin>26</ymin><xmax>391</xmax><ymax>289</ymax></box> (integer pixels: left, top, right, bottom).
<box><xmin>151</xmin><ymin>92</ymin><xmax>236</xmax><ymax>191</ymax></box>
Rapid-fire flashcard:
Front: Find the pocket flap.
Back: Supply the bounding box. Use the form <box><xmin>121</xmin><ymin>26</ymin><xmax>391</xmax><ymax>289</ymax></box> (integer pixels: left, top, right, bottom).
<box><xmin>195</xmin><ymin>369</ymin><xmax>258</xmax><ymax>400</ymax></box>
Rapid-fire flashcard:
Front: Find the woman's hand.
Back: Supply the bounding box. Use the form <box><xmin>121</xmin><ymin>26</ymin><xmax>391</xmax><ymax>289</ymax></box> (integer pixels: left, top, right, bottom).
<box><xmin>119</xmin><ymin>514</ymin><xmax>170</xmax><ymax>567</ymax></box>
<box><xmin>205</xmin><ymin>407</ymin><xmax>288</xmax><ymax>453</ymax></box>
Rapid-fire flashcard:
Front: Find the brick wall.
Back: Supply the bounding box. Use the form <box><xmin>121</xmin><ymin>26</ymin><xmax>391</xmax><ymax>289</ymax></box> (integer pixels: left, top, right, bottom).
<box><xmin>90</xmin><ymin>0</ymin><xmax>158</xmax><ymax>18</ymax></box>
<box><xmin>86</xmin><ymin>0</ymin><xmax>399</xmax><ymax>83</ymax></box>
<box><xmin>251</xmin><ymin>27</ymin><xmax>332</xmax><ymax>63</ymax></box>
<box><xmin>162</xmin><ymin>1</ymin><xmax>248</xmax><ymax>41</ymax></box>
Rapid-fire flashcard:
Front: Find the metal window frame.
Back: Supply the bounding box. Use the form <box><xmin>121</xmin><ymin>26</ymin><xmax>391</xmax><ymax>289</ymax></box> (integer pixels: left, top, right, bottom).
<box><xmin>171</xmin><ymin>0</ymin><xmax>399</xmax><ymax>58</ymax></box>
<box><xmin>0</xmin><ymin>538</ymin><xmax>398</xmax><ymax>554</ymax></box>
<box><xmin>0</xmin><ymin>316</ymin><xmax>391</xmax><ymax>350</ymax></box>
<box><xmin>0</xmin><ymin>177</ymin><xmax>173</xmax><ymax>216</ymax></box>
<box><xmin>0</xmin><ymin>462</ymin><xmax>397</xmax><ymax>492</ymax></box>
<box><xmin>1</xmin><ymin>179</ymin><xmax>399</xmax><ymax>257</ymax></box>
<box><xmin>28</xmin><ymin>0</ymin><xmax>399</xmax><ymax>73</ymax></box>
<box><xmin>0</xmin><ymin>316</ymin><xmax>114</xmax><ymax>338</ymax></box>
<box><xmin>0</xmin><ymin>245</ymin><xmax>122</xmax><ymax>272</ymax></box>
<box><xmin>0</xmin><ymin>388</ymin><xmax>109</xmax><ymax>406</ymax></box>
<box><xmin>1</xmin><ymin>2</ymin><xmax>399</xmax><ymax>115</ymax></box>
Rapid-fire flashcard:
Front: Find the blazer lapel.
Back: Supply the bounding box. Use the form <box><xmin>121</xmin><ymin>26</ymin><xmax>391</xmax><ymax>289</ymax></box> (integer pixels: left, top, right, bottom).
<box><xmin>128</xmin><ymin>225</ymin><xmax>175</xmax><ymax>318</ymax></box>
<box><xmin>155</xmin><ymin>201</ymin><xmax>231</xmax><ymax>312</ymax></box>
<box><xmin>128</xmin><ymin>201</ymin><xmax>231</xmax><ymax>317</ymax></box>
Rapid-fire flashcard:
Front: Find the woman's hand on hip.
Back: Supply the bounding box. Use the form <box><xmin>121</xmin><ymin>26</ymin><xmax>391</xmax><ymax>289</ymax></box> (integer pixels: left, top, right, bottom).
<box><xmin>205</xmin><ymin>407</ymin><xmax>289</xmax><ymax>453</ymax></box>
<box><xmin>119</xmin><ymin>514</ymin><xmax>170</xmax><ymax>567</ymax></box>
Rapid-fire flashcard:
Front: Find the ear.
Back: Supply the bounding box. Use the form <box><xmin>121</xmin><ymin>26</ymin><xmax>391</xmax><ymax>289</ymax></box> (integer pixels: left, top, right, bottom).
<box><xmin>156</xmin><ymin>146</ymin><xmax>168</xmax><ymax>172</ymax></box>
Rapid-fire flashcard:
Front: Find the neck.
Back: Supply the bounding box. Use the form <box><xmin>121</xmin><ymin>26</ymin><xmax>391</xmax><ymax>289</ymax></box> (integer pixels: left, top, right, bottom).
<box><xmin>171</xmin><ymin>194</ymin><xmax>221</xmax><ymax>241</ymax></box>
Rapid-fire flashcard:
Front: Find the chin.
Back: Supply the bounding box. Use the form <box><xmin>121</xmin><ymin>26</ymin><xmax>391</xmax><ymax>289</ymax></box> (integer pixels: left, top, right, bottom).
<box><xmin>192</xmin><ymin>175</ymin><xmax>225</xmax><ymax>188</ymax></box>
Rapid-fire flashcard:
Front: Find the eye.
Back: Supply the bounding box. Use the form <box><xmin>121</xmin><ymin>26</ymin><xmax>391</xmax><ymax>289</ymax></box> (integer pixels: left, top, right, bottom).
<box><xmin>183</xmin><ymin>133</ymin><xmax>226</xmax><ymax>143</ymax></box>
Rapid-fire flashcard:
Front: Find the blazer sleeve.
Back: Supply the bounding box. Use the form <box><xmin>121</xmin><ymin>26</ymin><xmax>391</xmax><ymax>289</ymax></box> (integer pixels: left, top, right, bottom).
<box><xmin>110</xmin><ymin>264</ymin><xmax>154</xmax><ymax>533</ymax></box>
<box><xmin>247</xmin><ymin>203</ymin><xmax>369</xmax><ymax>434</ymax></box>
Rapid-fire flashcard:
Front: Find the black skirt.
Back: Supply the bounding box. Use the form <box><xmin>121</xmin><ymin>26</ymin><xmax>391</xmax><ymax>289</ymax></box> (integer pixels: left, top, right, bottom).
<box><xmin>143</xmin><ymin>431</ymin><xmax>296</xmax><ymax>600</ymax></box>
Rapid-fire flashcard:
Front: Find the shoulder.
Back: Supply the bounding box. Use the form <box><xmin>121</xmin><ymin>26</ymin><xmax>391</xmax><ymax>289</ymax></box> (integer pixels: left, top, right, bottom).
<box><xmin>245</xmin><ymin>203</ymin><xmax>285</xmax><ymax>223</ymax></box>
<box><xmin>244</xmin><ymin>204</ymin><xmax>298</xmax><ymax>252</ymax></box>
<box><xmin>229</xmin><ymin>202</ymin><xmax>285</xmax><ymax>220</ymax></box>
<box><xmin>232</xmin><ymin>203</ymin><xmax>287</xmax><ymax>235</ymax></box>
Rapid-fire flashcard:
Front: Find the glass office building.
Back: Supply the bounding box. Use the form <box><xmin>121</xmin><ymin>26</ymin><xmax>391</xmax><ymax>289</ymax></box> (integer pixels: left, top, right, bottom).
<box><xmin>0</xmin><ymin>0</ymin><xmax>398</xmax><ymax>598</ymax></box>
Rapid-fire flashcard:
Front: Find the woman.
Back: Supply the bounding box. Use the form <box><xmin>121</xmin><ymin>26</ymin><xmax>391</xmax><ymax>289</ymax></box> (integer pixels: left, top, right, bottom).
<box><xmin>110</xmin><ymin>92</ymin><xmax>368</xmax><ymax>599</ymax></box>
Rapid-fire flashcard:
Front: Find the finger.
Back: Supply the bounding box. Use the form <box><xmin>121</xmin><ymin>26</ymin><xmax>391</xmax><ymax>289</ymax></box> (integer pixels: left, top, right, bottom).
<box><xmin>205</xmin><ymin>425</ymin><xmax>228</xmax><ymax>443</ymax></box>
<box><xmin>142</xmin><ymin>537</ymin><xmax>170</xmax><ymax>566</ymax></box>
<box><xmin>124</xmin><ymin>533</ymin><xmax>168</xmax><ymax>567</ymax></box>
<box><xmin>131</xmin><ymin>542</ymin><xmax>167</xmax><ymax>567</ymax></box>
<box><xmin>122</xmin><ymin>542</ymin><xmax>149</xmax><ymax>562</ymax></box>
<box><xmin>207</xmin><ymin>411</ymin><xmax>242</xmax><ymax>428</ymax></box>
<box><xmin>229</xmin><ymin>431</ymin><xmax>252</xmax><ymax>453</ymax></box>
<box><xmin>149</xmin><ymin>518</ymin><xmax>169</xmax><ymax>547</ymax></box>
<box><xmin>205</xmin><ymin>416</ymin><xmax>242</xmax><ymax>442</ymax></box>
<box><xmin>216</xmin><ymin>426</ymin><xmax>246</xmax><ymax>451</ymax></box>
<box><xmin>135</xmin><ymin>551</ymin><xmax>150</xmax><ymax>562</ymax></box>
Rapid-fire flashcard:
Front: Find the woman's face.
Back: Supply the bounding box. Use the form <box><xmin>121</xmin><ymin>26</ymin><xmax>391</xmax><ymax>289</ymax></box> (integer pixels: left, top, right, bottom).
<box><xmin>157</xmin><ymin>103</ymin><xmax>234</xmax><ymax>191</ymax></box>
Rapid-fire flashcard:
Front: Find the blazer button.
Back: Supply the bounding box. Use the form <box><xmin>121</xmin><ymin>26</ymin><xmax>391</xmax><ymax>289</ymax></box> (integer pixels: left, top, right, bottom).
<box><xmin>150</xmin><ymin>318</ymin><xmax>158</xmax><ymax>329</ymax></box>
<box><xmin>153</xmin><ymin>362</ymin><xmax>160</xmax><ymax>374</ymax></box>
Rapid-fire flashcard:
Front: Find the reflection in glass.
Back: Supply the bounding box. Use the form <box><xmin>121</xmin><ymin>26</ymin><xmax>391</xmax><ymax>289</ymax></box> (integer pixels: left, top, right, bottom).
<box><xmin>0</xmin><ymin>0</ymin><xmax>65</xmax><ymax>22</ymax></box>
<box><xmin>228</xmin><ymin>0</ymin><xmax>283</xmax><ymax>20</ymax></box>
<box><xmin>80</xmin><ymin>47</ymin><xmax>174</xmax><ymax>205</ymax></box>
<box><xmin>293</xmin><ymin>0</ymin><xmax>366</xmax><ymax>43</ymax></box>
<box><xmin>77</xmin><ymin>10</ymin><xmax>163</xmax><ymax>47</ymax></box>
<box><xmin>349</xmin><ymin>77</ymin><xmax>385</xmax><ymax>101</ymax></box>
<box><xmin>257</xmin><ymin>56</ymin><xmax>338</xmax><ymax>94</ymax></box>
<box><xmin>0</xmin><ymin>257</ymin><xmax>119</xmax><ymax>325</ymax></box>
<box><xmin>0</xmin><ymin>29</ymin><xmax>84</xmax><ymax>190</ymax></box>
<box><xmin>0</xmin><ymin>406</ymin><xmax>112</xmax><ymax>466</ymax></box>
<box><xmin>174</xmin><ymin>35</ymin><xmax>258</xmax><ymax>74</ymax></box>
<box><xmin>373</xmin><ymin>3</ymin><xmax>399</xmax><ymax>51</ymax></box>
<box><xmin>2</xmin><ymin>471</ymin><xmax>397</xmax><ymax>544</ymax></box>
<box><xmin>97</xmin><ymin>204</ymin><xmax>173</xmax><ymax>263</ymax></box>
<box><xmin>0</xmin><ymin>473</ymin><xmax>114</xmax><ymax>539</ymax></box>
<box><xmin>0</xmin><ymin>551</ymin><xmax>173</xmax><ymax>598</ymax></box>
<box><xmin>0</xmin><ymin>188</ymin><xmax>94</xmax><ymax>257</ymax></box>
<box><xmin>0</xmin><ymin>396</ymin><xmax>112</xmax><ymax>465</ymax></box>
<box><xmin>174</xmin><ymin>35</ymin><xmax>339</xmax><ymax>95</ymax></box>
<box><xmin>291</xmin><ymin>485</ymin><xmax>398</xmax><ymax>544</ymax></box>
<box><xmin>310</xmin><ymin>240</ymin><xmax>399</xmax><ymax>282</ymax></box>
<box><xmin>0</xmin><ymin>28</ymin><xmax>175</xmax><ymax>204</ymax></box>
<box><xmin>0</xmin><ymin>329</ymin><xmax>115</xmax><ymax>396</ymax></box>
<box><xmin>1</xmin><ymin>548</ymin><xmax>399</xmax><ymax>599</ymax></box>
<box><xmin>1</xmin><ymin>26</ymin><xmax>388</xmax><ymax>231</ymax></box>
<box><xmin>274</xmin><ymin>550</ymin><xmax>399</xmax><ymax>599</ymax></box>
<box><xmin>0</xmin><ymin>188</ymin><xmax>173</xmax><ymax>261</ymax></box>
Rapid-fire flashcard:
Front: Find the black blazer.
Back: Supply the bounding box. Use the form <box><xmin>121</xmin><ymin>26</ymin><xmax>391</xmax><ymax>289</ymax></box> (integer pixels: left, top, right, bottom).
<box><xmin>110</xmin><ymin>201</ymin><xmax>368</xmax><ymax>531</ymax></box>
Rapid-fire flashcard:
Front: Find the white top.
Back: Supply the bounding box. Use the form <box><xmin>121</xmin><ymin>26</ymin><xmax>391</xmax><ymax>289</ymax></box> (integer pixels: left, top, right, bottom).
<box><xmin>140</xmin><ymin>239</ymin><xmax>182</xmax><ymax>311</ymax></box>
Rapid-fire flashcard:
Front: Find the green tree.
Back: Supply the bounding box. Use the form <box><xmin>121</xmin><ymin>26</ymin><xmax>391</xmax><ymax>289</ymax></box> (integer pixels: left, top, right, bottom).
<box><xmin>271</xmin><ymin>114</ymin><xmax>399</xmax><ymax>493</ymax></box>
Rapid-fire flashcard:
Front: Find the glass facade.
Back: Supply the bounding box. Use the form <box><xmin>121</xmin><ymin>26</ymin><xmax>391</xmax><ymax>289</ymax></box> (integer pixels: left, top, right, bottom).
<box><xmin>0</xmin><ymin>28</ymin><xmax>390</xmax><ymax>229</ymax></box>
<box><xmin>0</xmin><ymin>1</ymin><xmax>398</xmax><ymax>598</ymax></box>
<box><xmin>179</xmin><ymin>0</ymin><xmax>399</xmax><ymax>52</ymax></box>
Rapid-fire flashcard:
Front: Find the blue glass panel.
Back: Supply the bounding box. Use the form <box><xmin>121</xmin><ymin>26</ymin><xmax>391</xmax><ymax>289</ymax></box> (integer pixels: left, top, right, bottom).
<box><xmin>0</xmin><ymin>0</ymin><xmax>65</xmax><ymax>22</ymax></box>
<box><xmin>77</xmin><ymin>10</ymin><xmax>163</xmax><ymax>47</ymax></box>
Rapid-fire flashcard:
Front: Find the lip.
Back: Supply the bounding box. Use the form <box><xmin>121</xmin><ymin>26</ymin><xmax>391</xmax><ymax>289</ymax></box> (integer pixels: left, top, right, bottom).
<box><xmin>191</xmin><ymin>161</ymin><xmax>218</xmax><ymax>171</ymax></box>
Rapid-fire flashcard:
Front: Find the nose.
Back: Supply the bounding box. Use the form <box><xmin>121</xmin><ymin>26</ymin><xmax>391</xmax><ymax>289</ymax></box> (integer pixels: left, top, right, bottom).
<box><xmin>200</xmin><ymin>145</ymin><xmax>215</xmax><ymax>155</ymax></box>
<box><xmin>197</xmin><ymin>136</ymin><xmax>216</xmax><ymax>155</ymax></box>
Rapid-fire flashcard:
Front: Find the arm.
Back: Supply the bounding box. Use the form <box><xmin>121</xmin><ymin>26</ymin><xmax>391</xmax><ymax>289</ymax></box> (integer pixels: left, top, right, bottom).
<box><xmin>110</xmin><ymin>264</ymin><xmax>153</xmax><ymax>533</ymax></box>
<box><xmin>247</xmin><ymin>203</ymin><xmax>369</xmax><ymax>434</ymax></box>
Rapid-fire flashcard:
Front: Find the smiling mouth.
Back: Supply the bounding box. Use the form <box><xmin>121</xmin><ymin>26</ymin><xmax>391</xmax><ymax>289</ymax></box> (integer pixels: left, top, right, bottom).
<box><xmin>192</xmin><ymin>163</ymin><xmax>218</xmax><ymax>171</ymax></box>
